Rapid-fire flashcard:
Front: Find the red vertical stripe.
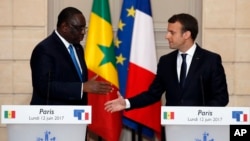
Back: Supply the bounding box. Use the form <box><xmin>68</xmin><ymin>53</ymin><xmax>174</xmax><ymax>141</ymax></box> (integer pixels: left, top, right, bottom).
<box><xmin>170</xmin><ymin>112</ymin><xmax>174</xmax><ymax>119</ymax></box>
<box><xmin>243</xmin><ymin>114</ymin><xmax>248</xmax><ymax>122</ymax></box>
<box><xmin>124</xmin><ymin>64</ymin><xmax>161</xmax><ymax>133</ymax></box>
<box><xmin>11</xmin><ymin>111</ymin><xmax>15</xmax><ymax>118</ymax></box>
<box><xmin>85</xmin><ymin>112</ymin><xmax>89</xmax><ymax>120</ymax></box>
<box><xmin>87</xmin><ymin>71</ymin><xmax>122</xmax><ymax>141</ymax></box>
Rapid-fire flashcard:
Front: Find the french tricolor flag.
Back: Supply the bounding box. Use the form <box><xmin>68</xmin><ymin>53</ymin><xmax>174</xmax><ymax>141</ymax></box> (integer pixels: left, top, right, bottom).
<box><xmin>122</xmin><ymin>0</ymin><xmax>161</xmax><ymax>138</ymax></box>
<box><xmin>232</xmin><ymin>111</ymin><xmax>248</xmax><ymax>122</ymax></box>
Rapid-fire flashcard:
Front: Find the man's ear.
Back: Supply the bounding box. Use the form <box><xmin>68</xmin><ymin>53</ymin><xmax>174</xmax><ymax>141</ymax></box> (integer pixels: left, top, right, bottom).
<box><xmin>61</xmin><ymin>22</ymin><xmax>69</xmax><ymax>32</ymax></box>
<box><xmin>183</xmin><ymin>31</ymin><xmax>191</xmax><ymax>39</ymax></box>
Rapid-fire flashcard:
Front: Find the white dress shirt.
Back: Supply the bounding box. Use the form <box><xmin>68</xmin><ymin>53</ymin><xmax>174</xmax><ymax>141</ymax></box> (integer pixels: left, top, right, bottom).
<box><xmin>177</xmin><ymin>44</ymin><xmax>196</xmax><ymax>82</ymax></box>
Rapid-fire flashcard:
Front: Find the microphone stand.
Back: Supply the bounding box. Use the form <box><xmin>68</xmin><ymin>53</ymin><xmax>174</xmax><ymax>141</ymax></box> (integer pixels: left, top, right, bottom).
<box><xmin>200</xmin><ymin>76</ymin><xmax>205</xmax><ymax>106</ymax></box>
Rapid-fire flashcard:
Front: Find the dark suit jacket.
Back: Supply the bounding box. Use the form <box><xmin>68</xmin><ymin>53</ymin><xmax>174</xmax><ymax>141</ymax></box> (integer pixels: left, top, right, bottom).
<box><xmin>129</xmin><ymin>44</ymin><xmax>229</xmax><ymax>108</ymax></box>
<box><xmin>30</xmin><ymin>31</ymin><xmax>88</xmax><ymax>105</ymax></box>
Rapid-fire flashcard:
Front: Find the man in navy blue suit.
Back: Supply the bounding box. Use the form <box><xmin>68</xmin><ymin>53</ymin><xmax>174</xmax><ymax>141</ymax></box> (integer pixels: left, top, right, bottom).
<box><xmin>105</xmin><ymin>13</ymin><xmax>229</xmax><ymax>113</ymax></box>
<box><xmin>105</xmin><ymin>13</ymin><xmax>229</xmax><ymax>141</ymax></box>
<box><xmin>30</xmin><ymin>7</ymin><xmax>112</xmax><ymax>105</ymax></box>
<box><xmin>105</xmin><ymin>13</ymin><xmax>229</xmax><ymax>112</ymax></box>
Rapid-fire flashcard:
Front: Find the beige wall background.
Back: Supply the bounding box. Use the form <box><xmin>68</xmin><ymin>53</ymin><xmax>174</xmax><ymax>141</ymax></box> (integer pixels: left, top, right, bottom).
<box><xmin>0</xmin><ymin>0</ymin><xmax>249</xmax><ymax>141</ymax></box>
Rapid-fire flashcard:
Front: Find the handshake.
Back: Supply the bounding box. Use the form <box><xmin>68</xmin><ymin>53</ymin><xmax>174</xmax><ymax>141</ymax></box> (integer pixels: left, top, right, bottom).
<box><xmin>104</xmin><ymin>92</ymin><xmax>127</xmax><ymax>113</ymax></box>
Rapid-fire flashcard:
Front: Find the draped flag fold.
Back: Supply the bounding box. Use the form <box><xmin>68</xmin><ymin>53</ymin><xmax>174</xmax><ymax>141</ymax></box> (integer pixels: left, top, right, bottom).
<box><xmin>85</xmin><ymin>0</ymin><xmax>122</xmax><ymax>140</ymax></box>
<box><xmin>115</xmin><ymin>0</ymin><xmax>161</xmax><ymax>139</ymax></box>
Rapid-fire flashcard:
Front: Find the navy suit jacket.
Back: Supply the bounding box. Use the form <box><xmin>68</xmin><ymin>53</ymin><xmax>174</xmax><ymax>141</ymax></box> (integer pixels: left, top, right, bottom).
<box><xmin>30</xmin><ymin>31</ymin><xmax>88</xmax><ymax>105</ymax></box>
<box><xmin>129</xmin><ymin>44</ymin><xmax>229</xmax><ymax>108</ymax></box>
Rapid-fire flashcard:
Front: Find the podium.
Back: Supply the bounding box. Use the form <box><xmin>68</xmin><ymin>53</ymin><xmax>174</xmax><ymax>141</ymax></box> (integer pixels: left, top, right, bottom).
<box><xmin>1</xmin><ymin>105</ymin><xmax>91</xmax><ymax>141</ymax></box>
<box><xmin>161</xmin><ymin>106</ymin><xmax>249</xmax><ymax>141</ymax></box>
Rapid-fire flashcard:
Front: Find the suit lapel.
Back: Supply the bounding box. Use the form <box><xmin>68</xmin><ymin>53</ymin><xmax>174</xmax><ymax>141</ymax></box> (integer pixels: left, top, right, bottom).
<box><xmin>74</xmin><ymin>44</ymin><xmax>88</xmax><ymax>81</ymax></box>
<box><xmin>52</xmin><ymin>32</ymin><xmax>74</xmax><ymax>63</ymax></box>
<box><xmin>52</xmin><ymin>32</ymin><xmax>84</xmax><ymax>81</ymax></box>
<box><xmin>169</xmin><ymin>51</ymin><xmax>183</xmax><ymax>95</ymax></box>
<box><xmin>184</xmin><ymin>45</ymin><xmax>203</xmax><ymax>89</ymax></box>
<box><xmin>73</xmin><ymin>44</ymin><xmax>84</xmax><ymax>69</ymax></box>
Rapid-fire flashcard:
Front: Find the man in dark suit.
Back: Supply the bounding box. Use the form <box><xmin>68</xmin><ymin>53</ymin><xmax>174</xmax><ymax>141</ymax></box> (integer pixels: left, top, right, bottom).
<box><xmin>105</xmin><ymin>13</ymin><xmax>229</xmax><ymax>114</ymax></box>
<box><xmin>30</xmin><ymin>7</ymin><xmax>112</xmax><ymax>105</ymax></box>
<box><xmin>105</xmin><ymin>13</ymin><xmax>229</xmax><ymax>141</ymax></box>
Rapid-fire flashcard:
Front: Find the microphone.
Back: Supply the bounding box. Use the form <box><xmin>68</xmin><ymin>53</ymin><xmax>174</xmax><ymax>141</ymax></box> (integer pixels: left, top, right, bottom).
<box><xmin>200</xmin><ymin>75</ymin><xmax>205</xmax><ymax>106</ymax></box>
<box><xmin>47</xmin><ymin>70</ymin><xmax>51</xmax><ymax>105</ymax></box>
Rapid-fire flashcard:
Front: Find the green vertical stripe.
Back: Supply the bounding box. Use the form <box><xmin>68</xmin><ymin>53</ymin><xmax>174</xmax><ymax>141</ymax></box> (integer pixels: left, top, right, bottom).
<box><xmin>4</xmin><ymin>111</ymin><xmax>8</xmax><ymax>118</ymax></box>
<box><xmin>163</xmin><ymin>112</ymin><xmax>167</xmax><ymax>119</ymax></box>
<box><xmin>92</xmin><ymin>0</ymin><xmax>111</xmax><ymax>24</ymax></box>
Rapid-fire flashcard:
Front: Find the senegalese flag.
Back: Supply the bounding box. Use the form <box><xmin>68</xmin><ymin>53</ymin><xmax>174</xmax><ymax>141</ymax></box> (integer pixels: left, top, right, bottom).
<box><xmin>163</xmin><ymin>112</ymin><xmax>174</xmax><ymax>120</ymax></box>
<box><xmin>85</xmin><ymin>0</ymin><xmax>122</xmax><ymax>141</ymax></box>
<box><xmin>115</xmin><ymin>0</ymin><xmax>161</xmax><ymax>139</ymax></box>
<box><xmin>4</xmin><ymin>110</ymin><xmax>16</xmax><ymax>119</ymax></box>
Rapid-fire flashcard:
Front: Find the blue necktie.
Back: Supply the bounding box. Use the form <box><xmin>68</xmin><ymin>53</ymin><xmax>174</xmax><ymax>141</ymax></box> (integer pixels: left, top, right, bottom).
<box><xmin>68</xmin><ymin>45</ymin><xmax>82</xmax><ymax>81</ymax></box>
<box><xmin>180</xmin><ymin>54</ymin><xmax>187</xmax><ymax>88</ymax></box>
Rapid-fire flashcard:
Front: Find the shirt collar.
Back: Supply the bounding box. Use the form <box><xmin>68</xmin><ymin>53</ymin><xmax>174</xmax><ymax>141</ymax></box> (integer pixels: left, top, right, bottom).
<box><xmin>178</xmin><ymin>43</ymin><xmax>197</xmax><ymax>57</ymax></box>
<box><xmin>55</xmin><ymin>30</ymin><xmax>71</xmax><ymax>49</ymax></box>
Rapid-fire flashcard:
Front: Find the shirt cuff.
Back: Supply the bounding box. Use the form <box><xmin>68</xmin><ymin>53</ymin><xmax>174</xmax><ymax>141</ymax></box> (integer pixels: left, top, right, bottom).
<box><xmin>125</xmin><ymin>99</ymin><xmax>131</xmax><ymax>109</ymax></box>
<box><xmin>81</xmin><ymin>83</ymin><xmax>83</xmax><ymax>98</ymax></box>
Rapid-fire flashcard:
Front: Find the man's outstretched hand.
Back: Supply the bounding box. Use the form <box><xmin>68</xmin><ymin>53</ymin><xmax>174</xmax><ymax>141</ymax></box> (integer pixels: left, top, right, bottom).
<box><xmin>104</xmin><ymin>91</ymin><xmax>126</xmax><ymax>113</ymax></box>
<box><xmin>83</xmin><ymin>75</ymin><xmax>113</xmax><ymax>94</ymax></box>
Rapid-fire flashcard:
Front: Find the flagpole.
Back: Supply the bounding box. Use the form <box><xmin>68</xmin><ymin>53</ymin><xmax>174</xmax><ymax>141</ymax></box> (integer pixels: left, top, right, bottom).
<box><xmin>138</xmin><ymin>126</ymin><xmax>142</xmax><ymax>141</ymax></box>
<box><xmin>131</xmin><ymin>127</ymin><xmax>142</xmax><ymax>141</ymax></box>
<box><xmin>132</xmin><ymin>129</ymin><xmax>136</xmax><ymax>141</ymax></box>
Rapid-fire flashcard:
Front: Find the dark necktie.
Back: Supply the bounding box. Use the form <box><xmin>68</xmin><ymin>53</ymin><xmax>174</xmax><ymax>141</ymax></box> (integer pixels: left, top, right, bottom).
<box><xmin>180</xmin><ymin>54</ymin><xmax>187</xmax><ymax>88</ymax></box>
<box><xmin>69</xmin><ymin>45</ymin><xmax>82</xmax><ymax>82</ymax></box>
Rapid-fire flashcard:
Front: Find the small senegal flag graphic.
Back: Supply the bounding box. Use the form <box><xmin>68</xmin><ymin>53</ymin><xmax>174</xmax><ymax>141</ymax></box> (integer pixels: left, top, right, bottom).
<box><xmin>4</xmin><ymin>110</ymin><xmax>16</xmax><ymax>119</ymax></box>
<box><xmin>163</xmin><ymin>111</ymin><xmax>174</xmax><ymax>120</ymax></box>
